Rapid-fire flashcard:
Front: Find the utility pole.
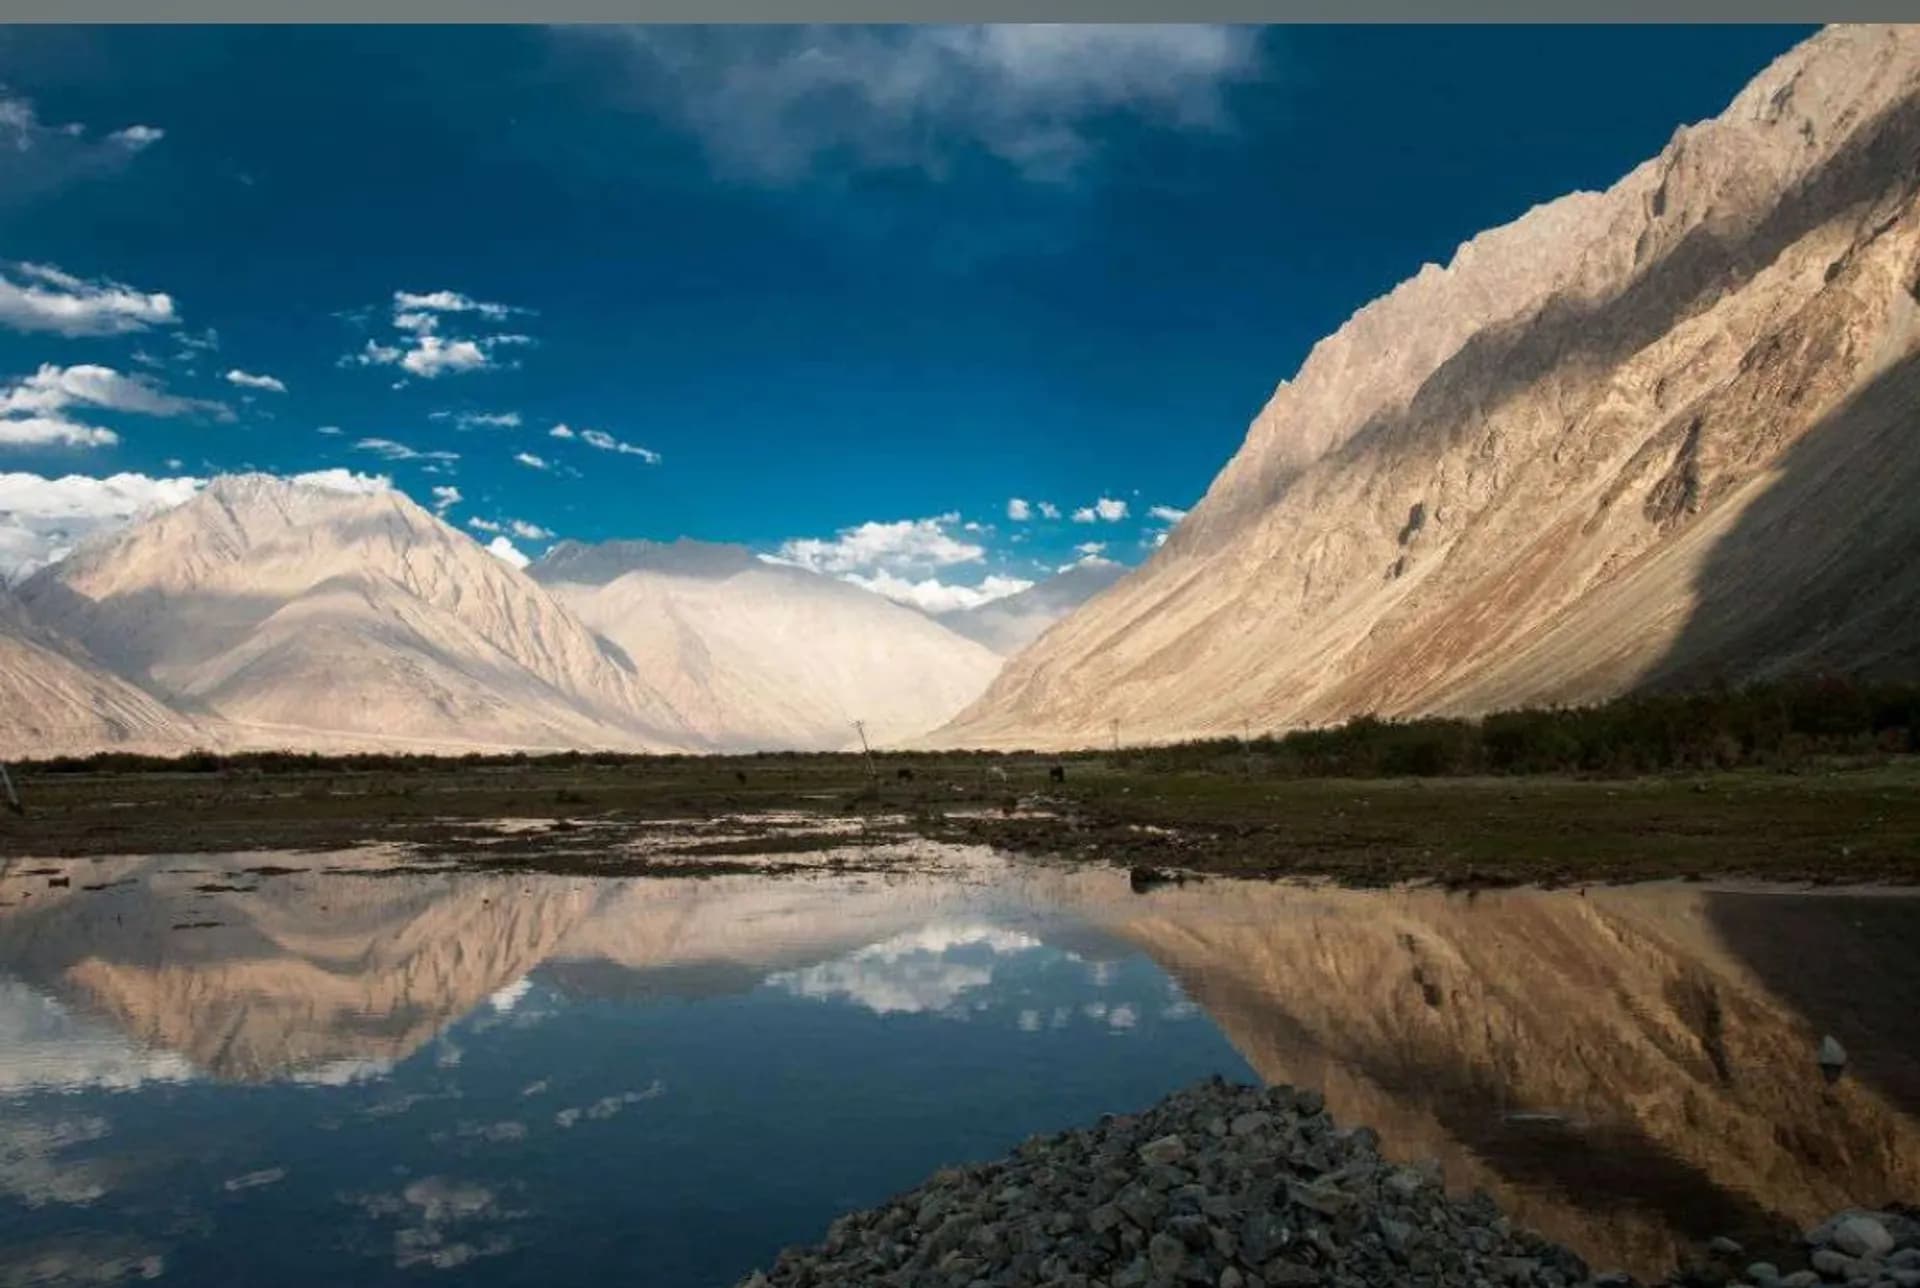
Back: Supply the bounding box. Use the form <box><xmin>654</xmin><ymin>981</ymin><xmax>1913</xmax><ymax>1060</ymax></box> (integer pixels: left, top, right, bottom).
<box><xmin>0</xmin><ymin>762</ymin><xmax>21</xmax><ymax>815</ymax></box>
<box><xmin>851</xmin><ymin>720</ymin><xmax>876</xmax><ymax>782</ymax></box>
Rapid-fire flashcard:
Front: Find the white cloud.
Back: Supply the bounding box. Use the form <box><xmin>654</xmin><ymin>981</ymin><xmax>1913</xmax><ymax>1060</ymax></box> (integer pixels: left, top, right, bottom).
<box><xmin>483</xmin><ymin>535</ymin><xmax>529</xmax><ymax>569</ymax></box>
<box><xmin>0</xmin><ymin>416</ymin><xmax>118</xmax><ymax>449</ymax></box>
<box><xmin>107</xmin><ymin>124</ymin><xmax>164</xmax><ymax>149</ymax></box>
<box><xmin>393</xmin><ymin>289</ymin><xmax>518</xmax><ymax>319</ymax></box>
<box><xmin>1146</xmin><ymin>530</ymin><xmax>1169</xmax><ymax>548</ymax></box>
<box><xmin>430</xmin><ymin>485</ymin><xmax>462</xmax><ymax>513</ymax></box>
<box><xmin>0</xmin><ymin>93</ymin><xmax>168</xmax><ymax>201</ymax></box>
<box><xmin>601</xmin><ymin>25</ymin><xmax>1260</xmax><ymax>184</ymax></box>
<box><xmin>1005</xmin><ymin>497</ymin><xmax>1031</xmax><ymax>521</ymax></box>
<box><xmin>767</xmin><ymin>923</ymin><xmax>1043</xmax><ymax>1016</ymax></box>
<box><xmin>776</xmin><ymin>513</ymin><xmax>983</xmax><ymax>576</ymax></box>
<box><xmin>431</xmin><ymin>409</ymin><xmax>520</xmax><ymax>429</ymax></box>
<box><xmin>344</xmin><ymin>290</ymin><xmax>532</xmax><ymax>380</ymax></box>
<box><xmin>316</xmin><ymin>425</ymin><xmax>342</xmax><ymax>435</ymax></box>
<box><xmin>224</xmin><ymin>369</ymin><xmax>286</xmax><ymax>393</ymax></box>
<box><xmin>1</xmin><ymin>364</ymin><xmax>226</xmax><ymax>421</ymax></box>
<box><xmin>0</xmin><ymin>263</ymin><xmax>176</xmax><ymax>337</ymax></box>
<box><xmin>1038</xmin><ymin>501</ymin><xmax>1061</xmax><ymax>520</ymax></box>
<box><xmin>549</xmin><ymin>423</ymin><xmax>659</xmax><ymax>463</ymax></box>
<box><xmin>0</xmin><ymin>471</ymin><xmax>202</xmax><ymax>578</ymax></box>
<box><xmin>770</xmin><ymin>511</ymin><xmax>1041</xmax><ymax>610</ymax></box>
<box><xmin>469</xmin><ymin>514</ymin><xmax>551</xmax><ymax>541</ymax></box>
<box><xmin>1148</xmin><ymin>503</ymin><xmax>1188</xmax><ymax>523</ymax></box>
<box><xmin>512</xmin><ymin>451</ymin><xmax>549</xmax><ymax>471</ymax></box>
<box><xmin>289</xmin><ymin>468</ymin><xmax>391</xmax><ymax>496</ymax></box>
<box><xmin>1072</xmin><ymin>496</ymin><xmax>1129</xmax><ymax>523</ymax></box>
<box><xmin>843</xmin><ymin>569</ymin><xmax>1033</xmax><ymax>613</ymax></box>
<box><xmin>1074</xmin><ymin>540</ymin><xmax>1106</xmax><ymax>556</ymax></box>
<box><xmin>352</xmin><ymin>437</ymin><xmax>459</xmax><ymax>464</ymax></box>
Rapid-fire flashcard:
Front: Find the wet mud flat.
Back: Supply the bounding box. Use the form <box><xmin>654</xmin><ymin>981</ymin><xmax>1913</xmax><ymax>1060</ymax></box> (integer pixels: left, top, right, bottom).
<box><xmin>4</xmin><ymin>755</ymin><xmax>1919</xmax><ymax>888</ymax></box>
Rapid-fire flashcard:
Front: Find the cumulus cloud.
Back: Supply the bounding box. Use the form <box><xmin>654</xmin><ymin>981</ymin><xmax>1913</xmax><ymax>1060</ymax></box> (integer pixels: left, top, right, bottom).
<box><xmin>1074</xmin><ymin>540</ymin><xmax>1106</xmax><ymax>556</ymax></box>
<box><xmin>2</xmin><ymin>363</ymin><xmax>226</xmax><ymax>421</ymax></box>
<box><xmin>483</xmin><ymin>535</ymin><xmax>530</xmax><ymax>568</ymax></box>
<box><xmin>0</xmin><ymin>416</ymin><xmax>118</xmax><ymax>449</ymax></box>
<box><xmin>224</xmin><ymin>369</ymin><xmax>286</xmax><ymax>393</ymax></box>
<box><xmin>430</xmin><ymin>485</ymin><xmax>462</xmax><ymax>513</ymax></box>
<box><xmin>0</xmin><ymin>470</ymin><xmax>204</xmax><ymax>579</ymax></box>
<box><xmin>1071</xmin><ymin>496</ymin><xmax>1128</xmax><ymax>523</ymax></box>
<box><xmin>352</xmin><ymin>437</ymin><xmax>459</xmax><ymax>464</ymax></box>
<box><xmin>598</xmin><ymin>25</ymin><xmax>1261</xmax><ymax>184</ymax></box>
<box><xmin>844</xmin><ymin>569</ymin><xmax>1034</xmax><ymax>614</ymax></box>
<box><xmin>512</xmin><ymin>451</ymin><xmax>549</xmax><ymax>471</ymax></box>
<box><xmin>0</xmin><ymin>262</ymin><xmax>176</xmax><ymax>337</ymax></box>
<box><xmin>776</xmin><ymin>513</ymin><xmax>984</xmax><ymax>576</ymax></box>
<box><xmin>0</xmin><ymin>363</ymin><xmax>228</xmax><ymax>451</ymax></box>
<box><xmin>1148</xmin><ymin>503</ymin><xmax>1188</xmax><ymax>523</ymax></box>
<box><xmin>344</xmin><ymin>290</ymin><xmax>533</xmax><ymax>379</ymax></box>
<box><xmin>1005</xmin><ymin>497</ymin><xmax>1031</xmax><ymax>521</ymax></box>
<box><xmin>1038</xmin><ymin>501</ymin><xmax>1061</xmax><ymax>520</ymax></box>
<box><xmin>430</xmin><ymin>409</ymin><xmax>521</xmax><ymax>429</ymax></box>
<box><xmin>770</xmin><ymin>511</ymin><xmax>1041</xmax><ymax>611</ymax></box>
<box><xmin>288</xmin><ymin>468</ymin><xmax>392</xmax><ymax>495</ymax></box>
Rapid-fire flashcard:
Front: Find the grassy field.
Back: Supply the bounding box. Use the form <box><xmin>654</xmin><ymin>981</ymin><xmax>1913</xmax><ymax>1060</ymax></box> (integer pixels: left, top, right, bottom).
<box><xmin>4</xmin><ymin>748</ymin><xmax>1919</xmax><ymax>887</ymax></box>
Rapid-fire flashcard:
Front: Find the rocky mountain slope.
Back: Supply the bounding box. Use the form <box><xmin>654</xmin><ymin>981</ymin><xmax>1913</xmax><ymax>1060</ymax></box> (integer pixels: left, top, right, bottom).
<box><xmin>530</xmin><ymin>538</ymin><xmax>1002</xmax><ymax>750</ymax></box>
<box><xmin>0</xmin><ymin>589</ymin><xmax>205</xmax><ymax>757</ymax></box>
<box><xmin>16</xmin><ymin>476</ymin><xmax>697</xmax><ymax>754</ymax></box>
<box><xmin>934</xmin><ymin>560</ymin><xmax>1128</xmax><ymax>656</ymax></box>
<box><xmin>940</xmin><ymin>24</ymin><xmax>1920</xmax><ymax>748</ymax></box>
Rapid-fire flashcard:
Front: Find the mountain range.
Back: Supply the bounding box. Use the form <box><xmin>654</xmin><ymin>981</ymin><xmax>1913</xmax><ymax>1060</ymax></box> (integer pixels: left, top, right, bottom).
<box><xmin>0</xmin><ymin>476</ymin><xmax>1097</xmax><ymax>756</ymax></box>
<box><xmin>939</xmin><ymin>24</ymin><xmax>1920</xmax><ymax>747</ymax></box>
<box><xmin>5</xmin><ymin>26</ymin><xmax>1919</xmax><ymax>759</ymax></box>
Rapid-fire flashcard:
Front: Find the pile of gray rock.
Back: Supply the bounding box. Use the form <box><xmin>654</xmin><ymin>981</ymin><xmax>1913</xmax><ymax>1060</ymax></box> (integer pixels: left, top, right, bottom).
<box><xmin>736</xmin><ymin>1077</ymin><xmax>1599</xmax><ymax>1288</ymax></box>
<box><xmin>736</xmin><ymin>1078</ymin><xmax>1919</xmax><ymax>1288</ymax></box>
<box><xmin>1706</xmin><ymin>1209</ymin><xmax>1920</xmax><ymax>1288</ymax></box>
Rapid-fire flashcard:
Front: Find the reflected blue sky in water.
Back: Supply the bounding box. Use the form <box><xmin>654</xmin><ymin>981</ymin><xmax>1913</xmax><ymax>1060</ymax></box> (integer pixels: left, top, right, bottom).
<box><xmin>0</xmin><ymin>886</ymin><xmax>1249</xmax><ymax>1287</ymax></box>
<box><xmin>4</xmin><ymin>854</ymin><xmax>1920</xmax><ymax>1286</ymax></box>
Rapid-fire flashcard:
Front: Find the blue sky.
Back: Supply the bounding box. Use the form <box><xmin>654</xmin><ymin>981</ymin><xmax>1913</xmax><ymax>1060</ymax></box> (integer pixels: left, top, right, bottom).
<box><xmin>0</xmin><ymin>23</ymin><xmax>1811</xmax><ymax>607</ymax></box>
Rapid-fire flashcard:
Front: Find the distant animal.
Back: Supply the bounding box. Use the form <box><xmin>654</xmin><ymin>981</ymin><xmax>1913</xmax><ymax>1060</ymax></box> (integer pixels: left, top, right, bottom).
<box><xmin>1048</xmin><ymin>764</ymin><xmax>1066</xmax><ymax>783</ymax></box>
<box><xmin>734</xmin><ymin>770</ymin><xmax>748</xmax><ymax>786</ymax></box>
<box><xmin>896</xmin><ymin>767</ymin><xmax>915</xmax><ymax>782</ymax></box>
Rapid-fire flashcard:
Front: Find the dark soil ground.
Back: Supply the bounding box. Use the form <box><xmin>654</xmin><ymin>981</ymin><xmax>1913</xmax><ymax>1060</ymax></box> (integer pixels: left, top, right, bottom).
<box><xmin>4</xmin><ymin>752</ymin><xmax>1918</xmax><ymax>887</ymax></box>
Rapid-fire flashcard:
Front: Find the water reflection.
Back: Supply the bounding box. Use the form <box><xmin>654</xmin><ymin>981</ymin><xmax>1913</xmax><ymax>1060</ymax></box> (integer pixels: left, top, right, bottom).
<box><xmin>0</xmin><ymin>847</ymin><xmax>1916</xmax><ymax>1285</ymax></box>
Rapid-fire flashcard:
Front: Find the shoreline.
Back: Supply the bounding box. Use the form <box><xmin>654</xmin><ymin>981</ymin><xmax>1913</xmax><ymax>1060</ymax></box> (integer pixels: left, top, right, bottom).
<box><xmin>734</xmin><ymin>1079</ymin><xmax>1920</xmax><ymax>1288</ymax></box>
<box><xmin>4</xmin><ymin>756</ymin><xmax>1920</xmax><ymax>890</ymax></box>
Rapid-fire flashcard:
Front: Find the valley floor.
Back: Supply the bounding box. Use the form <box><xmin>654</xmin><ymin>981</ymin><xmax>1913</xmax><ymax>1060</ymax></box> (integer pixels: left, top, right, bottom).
<box><xmin>4</xmin><ymin>752</ymin><xmax>1919</xmax><ymax>888</ymax></box>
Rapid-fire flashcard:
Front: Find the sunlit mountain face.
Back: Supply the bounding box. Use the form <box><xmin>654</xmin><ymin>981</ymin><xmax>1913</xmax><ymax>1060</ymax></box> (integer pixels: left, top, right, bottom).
<box><xmin>2</xmin><ymin>844</ymin><xmax>1916</xmax><ymax>1285</ymax></box>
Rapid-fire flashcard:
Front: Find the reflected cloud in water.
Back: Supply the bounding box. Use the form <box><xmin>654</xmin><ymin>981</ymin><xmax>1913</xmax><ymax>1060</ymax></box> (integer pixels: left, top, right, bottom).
<box><xmin>0</xmin><ymin>847</ymin><xmax>1916</xmax><ymax>1285</ymax></box>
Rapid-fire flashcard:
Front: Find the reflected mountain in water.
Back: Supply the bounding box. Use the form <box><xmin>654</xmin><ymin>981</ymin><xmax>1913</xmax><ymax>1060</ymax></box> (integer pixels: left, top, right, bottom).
<box><xmin>1102</xmin><ymin>882</ymin><xmax>1920</xmax><ymax>1274</ymax></box>
<box><xmin>2</xmin><ymin>848</ymin><xmax>1917</xmax><ymax>1281</ymax></box>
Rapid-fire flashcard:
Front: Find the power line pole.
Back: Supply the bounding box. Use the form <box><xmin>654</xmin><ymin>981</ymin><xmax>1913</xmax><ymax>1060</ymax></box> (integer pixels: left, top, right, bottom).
<box><xmin>851</xmin><ymin>720</ymin><xmax>876</xmax><ymax>782</ymax></box>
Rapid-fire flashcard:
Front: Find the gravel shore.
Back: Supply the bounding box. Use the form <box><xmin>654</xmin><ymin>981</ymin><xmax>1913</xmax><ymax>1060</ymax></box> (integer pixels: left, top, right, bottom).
<box><xmin>736</xmin><ymin>1079</ymin><xmax>1919</xmax><ymax>1288</ymax></box>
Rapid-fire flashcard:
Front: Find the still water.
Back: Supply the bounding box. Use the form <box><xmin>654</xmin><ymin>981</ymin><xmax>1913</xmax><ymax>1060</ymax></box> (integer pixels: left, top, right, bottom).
<box><xmin>2</xmin><ymin>840</ymin><xmax>1917</xmax><ymax>1287</ymax></box>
